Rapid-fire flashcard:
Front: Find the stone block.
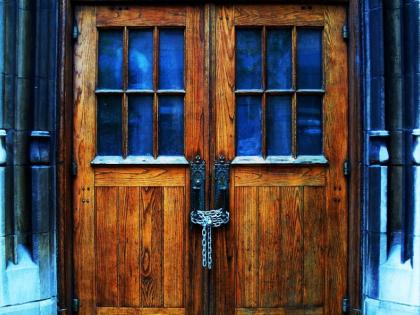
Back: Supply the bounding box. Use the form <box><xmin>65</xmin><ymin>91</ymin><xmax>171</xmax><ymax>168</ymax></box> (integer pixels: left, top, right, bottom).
<box><xmin>13</xmin><ymin>165</ymin><xmax>29</xmax><ymax>234</ymax></box>
<box><xmin>0</xmin><ymin>300</ymin><xmax>40</xmax><ymax>315</ymax></box>
<box><xmin>39</xmin><ymin>297</ymin><xmax>57</xmax><ymax>315</ymax></box>
<box><xmin>32</xmin><ymin>232</ymin><xmax>51</xmax><ymax>299</ymax></box>
<box><xmin>0</xmin><ymin>167</ymin><xmax>5</xmax><ymax>237</ymax></box>
<box><xmin>15</xmin><ymin>77</ymin><xmax>31</xmax><ymax>130</ymax></box>
<box><xmin>363</xmin><ymin>231</ymin><xmax>388</xmax><ymax>299</ymax></box>
<box><xmin>29</xmin><ymin>132</ymin><xmax>50</xmax><ymax>165</ymax></box>
<box><xmin>6</xmin><ymin>130</ymin><xmax>29</xmax><ymax>166</ymax></box>
<box><xmin>364</xmin><ymin>298</ymin><xmax>420</xmax><ymax>315</ymax></box>
<box><xmin>367</xmin><ymin>166</ymin><xmax>388</xmax><ymax>233</ymax></box>
<box><xmin>5</xmin><ymin>244</ymin><xmax>40</xmax><ymax>306</ymax></box>
<box><xmin>31</xmin><ymin>166</ymin><xmax>51</xmax><ymax>234</ymax></box>
<box><xmin>0</xmin><ymin>236</ymin><xmax>6</xmax><ymax>307</ymax></box>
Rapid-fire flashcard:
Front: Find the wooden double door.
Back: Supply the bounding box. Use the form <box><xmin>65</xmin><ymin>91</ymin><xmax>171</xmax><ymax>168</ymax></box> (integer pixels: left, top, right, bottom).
<box><xmin>73</xmin><ymin>4</ymin><xmax>348</xmax><ymax>315</ymax></box>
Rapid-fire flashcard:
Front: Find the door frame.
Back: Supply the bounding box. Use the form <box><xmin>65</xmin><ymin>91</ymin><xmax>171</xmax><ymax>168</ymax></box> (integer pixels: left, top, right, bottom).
<box><xmin>57</xmin><ymin>1</ymin><xmax>362</xmax><ymax>313</ymax></box>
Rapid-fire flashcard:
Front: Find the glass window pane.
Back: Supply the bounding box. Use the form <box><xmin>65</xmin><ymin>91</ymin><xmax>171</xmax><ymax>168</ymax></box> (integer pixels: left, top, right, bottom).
<box><xmin>158</xmin><ymin>96</ymin><xmax>184</xmax><ymax>155</ymax></box>
<box><xmin>97</xmin><ymin>95</ymin><xmax>122</xmax><ymax>155</ymax></box>
<box><xmin>236</xmin><ymin>96</ymin><xmax>262</xmax><ymax>156</ymax></box>
<box><xmin>236</xmin><ymin>29</ymin><xmax>262</xmax><ymax>90</ymax></box>
<box><xmin>128</xmin><ymin>29</ymin><xmax>153</xmax><ymax>90</ymax></box>
<box><xmin>128</xmin><ymin>96</ymin><xmax>153</xmax><ymax>155</ymax></box>
<box><xmin>159</xmin><ymin>29</ymin><xmax>184</xmax><ymax>90</ymax></box>
<box><xmin>267</xmin><ymin>29</ymin><xmax>292</xmax><ymax>89</ymax></box>
<box><xmin>267</xmin><ymin>96</ymin><xmax>292</xmax><ymax>155</ymax></box>
<box><xmin>98</xmin><ymin>30</ymin><xmax>123</xmax><ymax>89</ymax></box>
<box><xmin>297</xmin><ymin>29</ymin><xmax>323</xmax><ymax>89</ymax></box>
<box><xmin>297</xmin><ymin>95</ymin><xmax>323</xmax><ymax>155</ymax></box>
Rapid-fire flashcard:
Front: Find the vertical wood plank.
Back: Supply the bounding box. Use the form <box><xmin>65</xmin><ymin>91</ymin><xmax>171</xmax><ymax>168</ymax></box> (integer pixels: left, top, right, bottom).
<box><xmin>323</xmin><ymin>6</ymin><xmax>348</xmax><ymax>314</ymax></box>
<box><xmin>279</xmin><ymin>186</ymin><xmax>303</xmax><ymax>305</ymax></box>
<box><xmin>73</xmin><ymin>6</ymin><xmax>97</xmax><ymax>315</ymax></box>
<box><xmin>303</xmin><ymin>187</ymin><xmax>325</xmax><ymax>306</ymax></box>
<box><xmin>236</xmin><ymin>186</ymin><xmax>258</xmax><ymax>307</ymax></box>
<box><xmin>215</xmin><ymin>5</ymin><xmax>235</xmax><ymax>159</ymax></box>
<box><xmin>163</xmin><ymin>187</ymin><xmax>185</xmax><ymax>307</ymax></box>
<box><xmin>96</xmin><ymin>187</ymin><xmax>119</xmax><ymax>306</ymax></box>
<box><xmin>185</xmin><ymin>6</ymin><xmax>206</xmax><ymax>160</ymax></box>
<box><xmin>258</xmin><ymin>186</ymin><xmax>281</xmax><ymax>307</ymax></box>
<box><xmin>140</xmin><ymin>187</ymin><xmax>163</xmax><ymax>307</ymax></box>
<box><xmin>118</xmin><ymin>187</ymin><xmax>141</xmax><ymax>307</ymax></box>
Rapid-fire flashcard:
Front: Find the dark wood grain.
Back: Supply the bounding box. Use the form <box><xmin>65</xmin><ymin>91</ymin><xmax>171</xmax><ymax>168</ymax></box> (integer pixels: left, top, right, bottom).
<box><xmin>57</xmin><ymin>0</ymin><xmax>74</xmax><ymax>313</ymax></box>
<box><xmin>215</xmin><ymin>5</ymin><xmax>235</xmax><ymax>160</ymax></box>
<box><xmin>118</xmin><ymin>187</ymin><xmax>141</xmax><ymax>307</ymax></box>
<box><xmin>303</xmin><ymin>186</ymin><xmax>325</xmax><ymax>305</ymax></box>
<box><xmin>140</xmin><ymin>187</ymin><xmax>163</xmax><ymax>307</ymax></box>
<box><xmin>73</xmin><ymin>6</ymin><xmax>97</xmax><ymax>314</ymax></box>
<box><xmin>280</xmin><ymin>186</ymin><xmax>303</xmax><ymax>305</ymax></box>
<box><xmin>214</xmin><ymin>4</ymin><xmax>348</xmax><ymax>314</ymax></box>
<box><xmin>258</xmin><ymin>187</ymin><xmax>281</xmax><ymax>307</ymax></box>
<box><xmin>348</xmin><ymin>0</ymin><xmax>362</xmax><ymax>310</ymax></box>
<box><xmin>96</xmin><ymin>6</ymin><xmax>186</xmax><ymax>27</ymax></box>
<box><xmin>96</xmin><ymin>187</ymin><xmax>119</xmax><ymax>305</ymax></box>
<box><xmin>322</xmin><ymin>6</ymin><xmax>348</xmax><ymax>314</ymax></box>
<box><xmin>163</xmin><ymin>187</ymin><xmax>185</xmax><ymax>307</ymax></box>
<box><xmin>235</xmin><ymin>186</ymin><xmax>258</xmax><ymax>308</ymax></box>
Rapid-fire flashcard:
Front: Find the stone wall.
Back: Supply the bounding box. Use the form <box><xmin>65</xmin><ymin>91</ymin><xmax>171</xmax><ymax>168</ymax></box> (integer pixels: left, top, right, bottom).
<box><xmin>0</xmin><ymin>0</ymin><xmax>57</xmax><ymax>314</ymax></box>
<box><xmin>362</xmin><ymin>0</ymin><xmax>420</xmax><ymax>314</ymax></box>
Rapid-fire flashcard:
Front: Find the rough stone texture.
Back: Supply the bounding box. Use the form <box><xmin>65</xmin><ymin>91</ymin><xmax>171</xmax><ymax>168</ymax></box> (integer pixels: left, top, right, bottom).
<box><xmin>0</xmin><ymin>0</ymin><xmax>57</xmax><ymax>313</ymax></box>
<box><xmin>363</xmin><ymin>0</ymin><xmax>420</xmax><ymax>313</ymax></box>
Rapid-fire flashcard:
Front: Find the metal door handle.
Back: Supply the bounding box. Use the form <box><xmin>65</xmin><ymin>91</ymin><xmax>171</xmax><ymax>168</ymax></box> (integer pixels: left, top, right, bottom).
<box><xmin>189</xmin><ymin>155</ymin><xmax>230</xmax><ymax>269</ymax></box>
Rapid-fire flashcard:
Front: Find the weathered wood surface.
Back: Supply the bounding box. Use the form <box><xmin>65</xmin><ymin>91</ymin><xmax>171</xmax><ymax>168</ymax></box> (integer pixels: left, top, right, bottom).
<box><xmin>73</xmin><ymin>6</ymin><xmax>97</xmax><ymax>315</ymax></box>
<box><xmin>93</xmin><ymin>182</ymin><xmax>187</xmax><ymax>308</ymax></box>
<box><xmin>74</xmin><ymin>3</ymin><xmax>348</xmax><ymax>315</ymax></box>
<box><xmin>73</xmin><ymin>5</ymin><xmax>205</xmax><ymax>314</ymax></box>
<box><xmin>213</xmin><ymin>4</ymin><xmax>348</xmax><ymax>314</ymax></box>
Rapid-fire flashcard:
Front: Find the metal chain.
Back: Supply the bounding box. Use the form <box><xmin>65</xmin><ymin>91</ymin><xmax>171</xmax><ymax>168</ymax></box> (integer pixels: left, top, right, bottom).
<box><xmin>191</xmin><ymin>209</ymin><xmax>229</xmax><ymax>269</ymax></box>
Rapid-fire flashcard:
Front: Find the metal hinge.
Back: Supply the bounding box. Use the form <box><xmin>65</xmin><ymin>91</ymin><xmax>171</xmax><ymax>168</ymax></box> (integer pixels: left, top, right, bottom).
<box><xmin>72</xmin><ymin>20</ymin><xmax>79</xmax><ymax>40</ymax></box>
<box><xmin>72</xmin><ymin>298</ymin><xmax>80</xmax><ymax>313</ymax></box>
<box><xmin>343</xmin><ymin>160</ymin><xmax>351</xmax><ymax>177</ymax></box>
<box><xmin>342</xmin><ymin>23</ymin><xmax>349</xmax><ymax>40</ymax></box>
<box><xmin>72</xmin><ymin>160</ymin><xmax>78</xmax><ymax>176</ymax></box>
<box><xmin>342</xmin><ymin>297</ymin><xmax>362</xmax><ymax>314</ymax></box>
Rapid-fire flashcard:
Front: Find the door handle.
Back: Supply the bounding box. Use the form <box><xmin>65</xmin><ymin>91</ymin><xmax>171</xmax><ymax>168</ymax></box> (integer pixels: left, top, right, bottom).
<box><xmin>190</xmin><ymin>155</ymin><xmax>230</xmax><ymax>269</ymax></box>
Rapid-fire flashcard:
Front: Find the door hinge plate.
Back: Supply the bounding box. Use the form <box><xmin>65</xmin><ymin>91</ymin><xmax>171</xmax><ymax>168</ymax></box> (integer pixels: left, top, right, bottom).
<box><xmin>72</xmin><ymin>298</ymin><xmax>80</xmax><ymax>312</ymax></box>
<box><xmin>72</xmin><ymin>160</ymin><xmax>78</xmax><ymax>176</ymax></box>
<box><xmin>72</xmin><ymin>20</ymin><xmax>79</xmax><ymax>40</ymax></box>
<box><xmin>342</xmin><ymin>297</ymin><xmax>361</xmax><ymax>314</ymax></box>
<box><xmin>342</xmin><ymin>24</ymin><xmax>349</xmax><ymax>40</ymax></box>
<box><xmin>344</xmin><ymin>160</ymin><xmax>351</xmax><ymax>177</ymax></box>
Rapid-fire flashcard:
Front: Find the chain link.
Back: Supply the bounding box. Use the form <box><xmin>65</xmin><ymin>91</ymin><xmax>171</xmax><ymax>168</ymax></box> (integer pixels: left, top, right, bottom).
<box><xmin>191</xmin><ymin>209</ymin><xmax>229</xmax><ymax>269</ymax></box>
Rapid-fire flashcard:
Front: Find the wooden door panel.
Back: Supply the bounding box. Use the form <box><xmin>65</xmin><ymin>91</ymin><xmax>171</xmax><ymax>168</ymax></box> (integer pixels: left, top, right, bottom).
<box><xmin>74</xmin><ymin>5</ymin><xmax>205</xmax><ymax>315</ymax></box>
<box><xmin>95</xmin><ymin>173</ymin><xmax>186</xmax><ymax>309</ymax></box>
<box><xmin>214</xmin><ymin>4</ymin><xmax>348</xmax><ymax>314</ymax></box>
<box><xmin>233</xmin><ymin>171</ymin><xmax>326</xmax><ymax>310</ymax></box>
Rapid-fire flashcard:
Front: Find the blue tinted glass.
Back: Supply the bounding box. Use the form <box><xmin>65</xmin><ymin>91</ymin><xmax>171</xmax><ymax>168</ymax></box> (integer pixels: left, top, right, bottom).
<box><xmin>128</xmin><ymin>96</ymin><xmax>153</xmax><ymax>155</ymax></box>
<box><xmin>236</xmin><ymin>96</ymin><xmax>262</xmax><ymax>156</ymax></box>
<box><xmin>297</xmin><ymin>29</ymin><xmax>323</xmax><ymax>89</ymax></box>
<box><xmin>97</xmin><ymin>95</ymin><xmax>122</xmax><ymax>155</ymax></box>
<box><xmin>159</xmin><ymin>29</ymin><xmax>184</xmax><ymax>89</ymax></box>
<box><xmin>98</xmin><ymin>30</ymin><xmax>123</xmax><ymax>89</ymax></box>
<box><xmin>267</xmin><ymin>96</ymin><xmax>292</xmax><ymax>155</ymax></box>
<box><xmin>297</xmin><ymin>95</ymin><xmax>323</xmax><ymax>155</ymax></box>
<box><xmin>267</xmin><ymin>29</ymin><xmax>292</xmax><ymax>89</ymax></box>
<box><xmin>128</xmin><ymin>29</ymin><xmax>153</xmax><ymax>90</ymax></box>
<box><xmin>236</xmin><ymin>29</ymin><xmax>262</xmax><ymax>90</ymax></box>
<box><xmin>159</xmin><ymin>96</ymin><xmax>184</xmax><ymax>155</ymax></box>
